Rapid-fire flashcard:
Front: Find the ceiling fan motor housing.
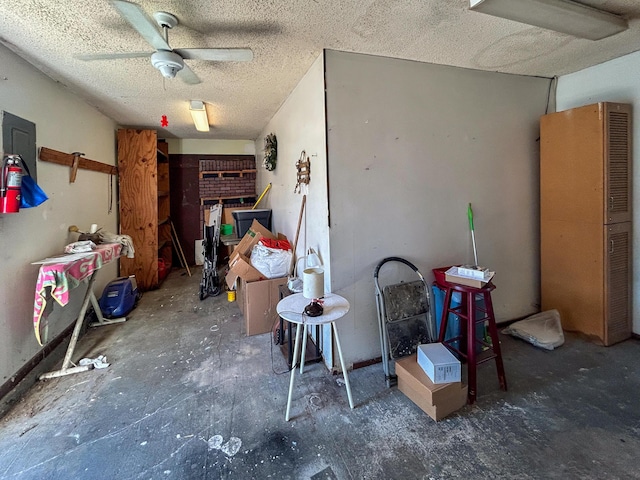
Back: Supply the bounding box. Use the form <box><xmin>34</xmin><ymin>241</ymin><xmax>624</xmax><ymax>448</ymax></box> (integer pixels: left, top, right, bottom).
<box><xmin>151</xmin><ymin>50</ymin><xmax>184</xmax><ymax>78</ymax></box>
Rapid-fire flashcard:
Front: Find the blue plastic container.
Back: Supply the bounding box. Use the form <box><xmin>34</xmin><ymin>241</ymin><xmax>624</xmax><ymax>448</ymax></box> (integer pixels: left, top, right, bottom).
<box><xmin>432</xmin><ymin>283</ymin><xmax>486</xmax><ymax>353</ymax></box>
<box><xmin>432</xmin><ymin>284</ymin><xmax>462</xmax><ymax>350</ymax></box>
<box><xmin>99</xmin><ymin>276</ymin><xmax>139</xmax><ymax>318</ymax></box>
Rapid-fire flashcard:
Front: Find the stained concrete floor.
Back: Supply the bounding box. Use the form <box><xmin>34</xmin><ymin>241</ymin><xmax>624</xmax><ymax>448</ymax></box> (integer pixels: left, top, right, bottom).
<box><xmin>1</xmin><ymin>268</ymin><xmax>639</xmax><ymax>480</ymax></box>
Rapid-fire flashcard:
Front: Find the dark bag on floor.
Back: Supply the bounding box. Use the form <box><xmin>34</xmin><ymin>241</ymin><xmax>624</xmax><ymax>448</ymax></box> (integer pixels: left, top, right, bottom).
<box><xmin>20</xmin><ymin>158</ymin><xmax>48</xmax><ymax>208</ymax></box>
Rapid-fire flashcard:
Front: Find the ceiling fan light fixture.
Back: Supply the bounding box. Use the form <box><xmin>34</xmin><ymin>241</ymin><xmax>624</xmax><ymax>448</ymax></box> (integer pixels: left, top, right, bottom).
<box><xmin>151</xmin><ymin>50</ymin><xmax>184</xmax><ymax>78</ymax></box>
<box><xmin>189</xmin><ymin>101</ymin><xmax>210</xmax><ymax>132</ymax></box>
<box><xmin>469</xmin><ymin>0</ymin><xmax>628</xmax><ymax>40</ymax></box>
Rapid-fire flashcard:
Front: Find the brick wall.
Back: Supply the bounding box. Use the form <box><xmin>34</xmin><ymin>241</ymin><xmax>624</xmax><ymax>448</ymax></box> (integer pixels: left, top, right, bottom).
<box><xmin>199</xmin><ymin>173</ymin><xmax>257</xmax><ymax>199</ymax></box>
<box><xmin>198</xmin><ymin>155</ymin><xmax>257</xmax><ymax>226</ymax></box>
<box><xmin>199</xmin><ymin>157</ymin><xmax>256</xmax><ymax>172</ymax></box>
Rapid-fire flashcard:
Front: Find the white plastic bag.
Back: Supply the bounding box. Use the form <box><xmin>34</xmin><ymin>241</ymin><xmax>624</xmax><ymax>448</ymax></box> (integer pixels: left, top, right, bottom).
<box><xmin>250</xmin><ymin>244</ymin><xmax>292</xmax><ymax>279</ymax></box>
<box><xmin>502</xmin><ymin>309</ymin><xmax>564</xmax><ymax>350</ymax></box>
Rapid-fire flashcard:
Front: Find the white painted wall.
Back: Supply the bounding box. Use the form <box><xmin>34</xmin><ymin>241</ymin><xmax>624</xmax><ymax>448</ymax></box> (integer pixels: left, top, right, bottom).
<box><xmin>166</xmin><ymin>139</ymin><xmax>255</xmax><ymax>155</ymax></box>
<box><xmin>254</xmin><ymin>54</ymin><xmax>333</xmax><ymax>366</ymax></box>
<box><xmin>556</xmin><ymin>50</ymin><xmax>640</xmax><ymax>335</ymax></box>
<box><xmin>325</xmin><ymin>50</ymin><xmax>551</xmax><ymax>365</ymax></box>
<box><xmin>255</xmin><ymin>53</ymin><xmax>328</xmax><ymax>278</ymax></box>
<box><xmin>0</xmin><ymin>45</ymin><xmax>118</xmax><ymax>384</ymax></box>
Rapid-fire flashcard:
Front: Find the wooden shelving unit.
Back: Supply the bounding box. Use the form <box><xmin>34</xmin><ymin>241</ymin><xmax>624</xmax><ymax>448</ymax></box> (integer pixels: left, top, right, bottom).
<box><xmin>200</xmin><ymin>195</ymin><xmax>257</xmax><ymax>205</ymax></box>
<box><xmin>117</xmin><ymin>129</ymin><xmax>171</xmax><ymax>291</ymax></box>
<box><xmin>199</xmin><ymin>169</ymin><xmax>256</xmax><ymax>178</ymax></box>
<box><xmin>157</xmin><ymin>239</ymin><xmax>171</xmax><ymax>251</ymax></box>
<box><xmin>157</xmin><ymin>141</ymin><xmax>172</xmax><ymax>282</ymax></box>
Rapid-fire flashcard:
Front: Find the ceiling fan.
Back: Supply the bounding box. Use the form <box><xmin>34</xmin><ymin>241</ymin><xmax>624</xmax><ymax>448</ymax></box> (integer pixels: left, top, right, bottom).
<box><xmin>77</xmin><ymin>0</ymin><xmax>253</xmax><ymax>85</ymax></box>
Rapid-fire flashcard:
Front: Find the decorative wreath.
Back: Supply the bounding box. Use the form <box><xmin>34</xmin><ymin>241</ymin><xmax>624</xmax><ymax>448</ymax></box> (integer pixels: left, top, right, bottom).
<box><xmin>263</xmin><ymin>133</ymin><xmax>277</xmax><ymax>171</ymax></box>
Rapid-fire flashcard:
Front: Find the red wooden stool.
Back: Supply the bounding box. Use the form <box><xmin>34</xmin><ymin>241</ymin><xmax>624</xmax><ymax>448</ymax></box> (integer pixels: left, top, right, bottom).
<box><xmin>437</xmin><ymin>280</ymin><xmax>507</xmax><ymax>404</ymax></box>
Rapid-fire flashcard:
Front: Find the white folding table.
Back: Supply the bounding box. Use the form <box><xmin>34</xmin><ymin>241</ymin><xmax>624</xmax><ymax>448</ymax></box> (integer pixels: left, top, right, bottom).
<box><xmin>276</xmin><ymin>292</ymin><xmax>354</xmax><ymax>421</ymax></box>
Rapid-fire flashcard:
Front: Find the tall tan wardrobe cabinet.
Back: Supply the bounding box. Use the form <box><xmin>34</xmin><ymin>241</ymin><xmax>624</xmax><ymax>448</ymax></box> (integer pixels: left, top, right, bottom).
<box><xmin>117</xmin><ymin>129</ymin><xmax>171</xmax><ymax>291</ymax></box>
<box><xmin>540</xmin><ymin>102</ymin><xmax>631</xmax><ymax>346</ymax></box>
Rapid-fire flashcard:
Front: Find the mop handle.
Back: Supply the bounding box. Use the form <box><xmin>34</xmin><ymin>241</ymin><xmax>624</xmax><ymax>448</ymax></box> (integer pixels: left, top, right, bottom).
<box><xmin>468</xmin><ymin>203</ymin><xmax>478</xmax><ymax>266</ymax></box>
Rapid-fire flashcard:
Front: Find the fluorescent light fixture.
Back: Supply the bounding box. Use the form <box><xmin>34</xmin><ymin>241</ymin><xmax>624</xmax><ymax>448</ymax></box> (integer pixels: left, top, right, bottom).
<box><xmin>189</xmin><ymin>100</ymin><xmax>209</xmax><ymax>132</ymax></box>
<box><xmin>469</xmin><ymin>0</ymin><xmax>627</xmax><ymax>40</ymax></box>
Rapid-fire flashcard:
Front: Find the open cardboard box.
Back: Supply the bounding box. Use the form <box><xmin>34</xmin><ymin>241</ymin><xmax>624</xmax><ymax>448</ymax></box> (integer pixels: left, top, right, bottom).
<box><xmin>225</xmin><ymin>219</ymin><xmax>277</xmax><ymax>289</ymax></box>
<box><xmin>226</xmin><ymin>252</ymin><xmax>265</xmax><ymax>289</ymax></box>
<box><xmin>232</xmin><ymin>219</ymin><xmax>275</xmax><ymax>258</ymax></box>
<box><xmin>225</xmin><ymin>219</ymin><xmax>289</xmax><ymax>336</ymax></box>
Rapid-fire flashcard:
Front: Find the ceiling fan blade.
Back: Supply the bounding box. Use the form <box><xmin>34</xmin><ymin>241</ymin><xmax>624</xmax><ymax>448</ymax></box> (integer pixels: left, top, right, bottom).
<box><xmin>76</xmin><ymin>52</ymin><xmax>151</xmax><ymax>61</ymax></box>
<box><xmin>110</xmin><ymin>0</ymin><xmax>170</xmax><ymax>51</ymax></box>
<box><xmin>178</xmin><ymin>64</ymin><xmax>202</xmax><ymax>85</ymax></box>
<box><xmin>175</xmin><ymin>48</ymin><xmax>253</xmax><ymax>62</ymax></box>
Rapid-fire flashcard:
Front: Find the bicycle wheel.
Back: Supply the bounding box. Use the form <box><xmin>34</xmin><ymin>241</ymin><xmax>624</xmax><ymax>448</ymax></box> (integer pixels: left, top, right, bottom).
<box><xmin>208</xmin><ymin>272</ymin><xmax>222</xmax><ymax>297</ymax></box>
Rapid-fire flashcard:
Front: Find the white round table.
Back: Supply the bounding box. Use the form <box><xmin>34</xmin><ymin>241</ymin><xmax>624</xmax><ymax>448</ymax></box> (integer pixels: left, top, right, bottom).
<box><xmin>276</xmin><ymin>292</ymin><xmax>354</xmax><ymax>421</ymax></box>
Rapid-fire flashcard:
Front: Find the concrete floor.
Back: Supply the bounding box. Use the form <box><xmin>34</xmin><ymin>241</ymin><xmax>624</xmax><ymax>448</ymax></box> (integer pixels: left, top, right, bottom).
<box><xmin>1</xmin><ymin>268</ymin><xmax>639</xmax><ymax>480</ymax></box>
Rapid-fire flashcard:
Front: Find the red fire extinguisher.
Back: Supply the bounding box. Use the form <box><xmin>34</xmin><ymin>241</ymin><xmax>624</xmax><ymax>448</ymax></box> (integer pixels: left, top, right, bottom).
<box><xmin>0</xmin><ymin>154</ymin><xmax>23</xmax><ymax>214</ymax></box>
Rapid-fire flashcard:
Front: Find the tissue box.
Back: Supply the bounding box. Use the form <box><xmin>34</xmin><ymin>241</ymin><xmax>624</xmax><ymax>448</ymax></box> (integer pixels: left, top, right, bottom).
<box><xmin>417</xmin><ymin>343</ymin><xmax>461</xmax><ymax>384</ymax></box>
<box><xmin>456</xmin><ymin>265</ymin><xmax>492</xmax><ymax>280</ymax></box>
<box><xmin>445</xmin><ymin>266</ymin><xmax>495</xmax><ymax>288</ymax></box>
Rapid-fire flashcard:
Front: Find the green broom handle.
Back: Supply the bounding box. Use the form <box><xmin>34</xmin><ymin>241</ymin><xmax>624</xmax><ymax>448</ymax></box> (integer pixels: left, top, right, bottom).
<box><xmin>468</xmin><ymin>203</ymin><xmax>478</xmax><ymax>265</ymax></box>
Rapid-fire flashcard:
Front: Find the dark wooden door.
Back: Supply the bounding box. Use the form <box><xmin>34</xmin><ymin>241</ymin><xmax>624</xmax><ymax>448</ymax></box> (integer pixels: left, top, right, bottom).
<box><xmin>170</xmin><ymin>155</ymin><xmax>200</xmax><ymax>265</ymax></box>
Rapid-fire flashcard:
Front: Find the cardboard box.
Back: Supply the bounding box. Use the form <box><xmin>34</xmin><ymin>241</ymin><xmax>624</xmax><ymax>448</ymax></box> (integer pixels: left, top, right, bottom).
<box><xmin>225</xmin><ymin>219</ymin><xmax>277</xmax><ymax>289</ymax></box>
<box><xmin>226</xmin><ymin>253</ymin><xmax>265</xmax><ymax>289</ymax></box>
<box><xmin>417</xmin><ymin>343</ymin><xmax>461</xmax><ymax>384</ymax></box>
<box><xmin>395</xmin><ymin>354</ymin><xmax>467</xmax><ymax>421</ymax></box>
<box><xmin>236</xmin><ymin>276</ymin><xmax>287</xmax><ymax>336</ymax></box>
<box><xmin>232</xmin><ymin>219</ymin><xmax>275</xmax><ymax>259</ymax></box>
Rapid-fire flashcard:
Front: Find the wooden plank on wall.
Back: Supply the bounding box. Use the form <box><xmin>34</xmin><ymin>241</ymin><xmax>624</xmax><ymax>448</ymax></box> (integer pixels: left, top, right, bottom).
<box><xmin>39</xmin><ymin>147</ymin><xmax>117</xmax><ymax>176</ymax></box>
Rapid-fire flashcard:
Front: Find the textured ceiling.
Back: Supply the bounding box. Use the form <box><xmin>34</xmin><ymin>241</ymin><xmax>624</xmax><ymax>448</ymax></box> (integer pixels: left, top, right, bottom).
<box><xmin>1</xmin><ymin>0</ymin><xmax>639</xmax><ymax>140</ymax></box>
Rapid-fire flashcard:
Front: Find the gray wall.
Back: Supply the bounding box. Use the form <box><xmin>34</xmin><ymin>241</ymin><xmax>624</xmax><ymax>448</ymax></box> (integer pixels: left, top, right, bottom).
<box><xmin>325</xmin><ymin>50</ymin><xmax>552</xmax><ymax>365</ymax></box>
<box><xmin>0</xmin><ymin>45</ymin><xmax>118</xmax><ymax>386</ymax></box>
